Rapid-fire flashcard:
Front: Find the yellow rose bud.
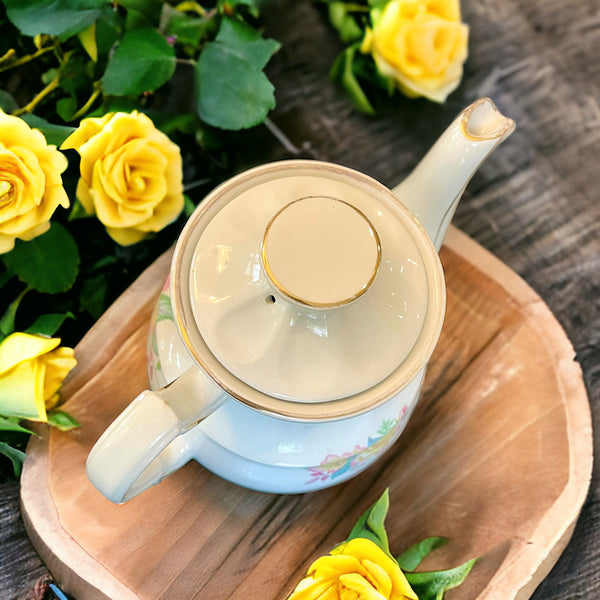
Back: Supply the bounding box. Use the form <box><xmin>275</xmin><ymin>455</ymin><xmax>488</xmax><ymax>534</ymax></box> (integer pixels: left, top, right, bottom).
<box><xmin>61</xmin><ymin>111</ymin><xmax>184</xmax><ymax>246</ymax></box>
<box><xmin>363</xmin><ymin>0</ymin><xmax>469</xmax><ymax>103</ymax></box>
<box><xmin>0</xmin><ymin>332</ymin><xmax>77</xmax><ymax>422</ymax></box>
<box><xmin>0</xmin><ymin>110</ymin><xmax>69</xmax><ymax>254</ymax></box>
<box><xmin>288</xmin><ymin>538</ymin><xmax>417</xmax><ymax>600</ymax></box>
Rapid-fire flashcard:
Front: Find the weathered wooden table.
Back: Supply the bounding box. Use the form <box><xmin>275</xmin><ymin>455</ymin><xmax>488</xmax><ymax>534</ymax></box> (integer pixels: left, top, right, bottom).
<box><xmin>1</xmin><ymin>0</ymin><xmax>599</xmax><ymax>598</ymax></box>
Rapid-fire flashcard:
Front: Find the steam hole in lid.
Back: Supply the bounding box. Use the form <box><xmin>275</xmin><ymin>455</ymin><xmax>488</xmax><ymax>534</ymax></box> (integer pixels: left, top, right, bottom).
<box><xmin>265</xmin><ymin>294</ymin><xmax>276</xmax><ymax>304</ymax></box>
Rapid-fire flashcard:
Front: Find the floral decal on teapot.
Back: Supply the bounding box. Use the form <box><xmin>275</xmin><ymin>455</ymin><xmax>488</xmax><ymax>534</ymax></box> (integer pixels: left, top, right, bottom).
<box><xmin>306</xmin><ymin>407</ymin><xmax>408</xmax><ymax>485</ymax></box>
<box><xmin>147</xmin><ymin>277</ymin><xmax>175</xmax><ymax>385</ymax></box>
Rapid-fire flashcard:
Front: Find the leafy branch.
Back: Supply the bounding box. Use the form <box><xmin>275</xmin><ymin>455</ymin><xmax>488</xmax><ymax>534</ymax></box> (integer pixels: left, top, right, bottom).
<box><xmin>0</xmin><ymin>0</ymin><xmax>280</xmax><ymax>130</ymax></box>
<box><xmin>349</xmin><ymin>489</ymin><xmax>478</xmax><ymax>600</ymax></box>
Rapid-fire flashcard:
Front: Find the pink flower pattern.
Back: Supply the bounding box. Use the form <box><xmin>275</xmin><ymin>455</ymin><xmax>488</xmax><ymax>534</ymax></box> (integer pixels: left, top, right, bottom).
<box><xmin>147</xmin><ymin>276</ymin><xmax>173</xmax><ymax>385</ymax></box>
<box><xmin>305</xmin><ymin>407</ymin><xmax>408</xmax><ymax>485</ymax></box>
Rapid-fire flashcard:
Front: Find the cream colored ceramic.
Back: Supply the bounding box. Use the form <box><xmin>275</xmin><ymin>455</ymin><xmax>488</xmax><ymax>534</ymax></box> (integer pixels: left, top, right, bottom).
<box><xmin>86</xmin><ymin>98</ymin><xmax>515</xmax><ymax>503</ymax></box>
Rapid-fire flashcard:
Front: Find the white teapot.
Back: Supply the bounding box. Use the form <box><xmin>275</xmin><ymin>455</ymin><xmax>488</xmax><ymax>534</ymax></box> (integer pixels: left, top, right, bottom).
<box><xmin>87</xmin><ymin>98</ymin><xmax>514</xmax><ymax>503</ymax></box>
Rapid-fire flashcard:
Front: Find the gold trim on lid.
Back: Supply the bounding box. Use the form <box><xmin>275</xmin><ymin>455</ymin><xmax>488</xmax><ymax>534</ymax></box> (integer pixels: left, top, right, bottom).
<box><xmin>260</xmin><ymin>196</ymin><xmax>382</xmax><ymax>308</ymax></box>
<box><xmin>169</xmin><ymin>159</ymin><xmax>446</xmax><ymax>421</ymax></box>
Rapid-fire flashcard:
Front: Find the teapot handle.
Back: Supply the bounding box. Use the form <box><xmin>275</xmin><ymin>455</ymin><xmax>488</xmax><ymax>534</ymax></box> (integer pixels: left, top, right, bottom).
<box><xmin>86</xmin><ymin>367</ymin><xmax>226</xmax><ymax>503</ymax></box>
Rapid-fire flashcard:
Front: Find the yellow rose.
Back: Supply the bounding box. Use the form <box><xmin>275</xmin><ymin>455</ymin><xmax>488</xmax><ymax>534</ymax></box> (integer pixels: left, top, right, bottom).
<box><xmin>61</xmin><ymin>111</ymin><xmax>184</xmax><ymax>245</ymax></box>
<box><xmin>288</xmin><ymin>538</ymin><xmax>417</xmax><ymax>600</ymax></box>
<box><xmin>362</xmin><ymin>0</ymin><xmax>469</xmax><ymax>102</ymax></box>
<box><xmin>0</xmin><ymin>110</ymin><xmax>69</xmax><ymax>254</ymax></box>
<box><xmin>0</xmin><ymin>332</ymin><xmax>77</xmax><ymax>422</ymax></box>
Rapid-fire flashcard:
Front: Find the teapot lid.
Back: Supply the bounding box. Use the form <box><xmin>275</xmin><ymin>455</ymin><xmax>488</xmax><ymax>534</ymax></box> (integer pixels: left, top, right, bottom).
<box><xmin>171</xmin><ymin>161</ymin><xmax>445</xmax><ymax>420</ymax></box>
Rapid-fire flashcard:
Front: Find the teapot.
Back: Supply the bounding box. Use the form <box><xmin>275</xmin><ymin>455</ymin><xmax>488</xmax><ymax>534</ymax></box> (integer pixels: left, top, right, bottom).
<box><xmin>86</xmin><ymin>98</ymin><xmax>514</xmax><ymax>503</ymax></box>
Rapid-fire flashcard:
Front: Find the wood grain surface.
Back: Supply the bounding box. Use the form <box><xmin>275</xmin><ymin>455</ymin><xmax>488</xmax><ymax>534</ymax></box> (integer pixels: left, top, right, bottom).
<box><xmin>2</xmin><ymin>0</ymin><xmax>599</xmax><ymax>599</ymax></box>
<box><xmin>19</xmin><ymin>227</ymin><xmax>592</xmax><ymax>600</ymax></box>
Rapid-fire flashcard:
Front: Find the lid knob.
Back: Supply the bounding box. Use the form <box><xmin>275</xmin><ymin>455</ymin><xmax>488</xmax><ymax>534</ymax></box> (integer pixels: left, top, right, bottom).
<box><xmin>261</xmin><ymin>196</ymin><xmax>381</xmax><ymax>307</ymax></box>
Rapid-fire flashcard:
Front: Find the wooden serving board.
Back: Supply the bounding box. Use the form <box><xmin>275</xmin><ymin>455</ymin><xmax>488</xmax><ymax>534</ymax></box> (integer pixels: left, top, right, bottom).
<box><xmin>20</xmin><ymin>226</ymin><xmax>592</xmax><ymax>600</ymax></box>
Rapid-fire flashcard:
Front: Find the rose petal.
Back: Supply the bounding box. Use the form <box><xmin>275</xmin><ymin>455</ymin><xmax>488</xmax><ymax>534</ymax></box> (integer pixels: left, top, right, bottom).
<box><xmin>339</xmin><ymin>572</ymin><xmax>386</xmax><ymax>599</ymax></box>
<box><xmin>42</xmin><ymin>346</ymin><xmax>77</xmax><ymax>404</ymax></box>
<box><xmin>0</xmin><ymin>356</ymin><xmax>47</xmax><ymax>421</ymax></box>
<box><xmin>104</xmin><ymin>225</ymin><xmax>148</xmax><ymax>246</ymax></box>
<box><xmin>0</xmin><ymin>333</ymin><xmax>60</xmax><ymax>375</ymax></box>
<box><xmin>75</xmin><ymin>178</ymin><xmax>96</xmax><ymax>214</ymax></box>
<box><xmin>362</xmin><ymin>559</ymin><xmax>393</xmax><ymax>597</ymax></box>
<box><xmin>287</xmin><ymin>575</ymin><xmax>337</xmax><ymax>600</ymax></box>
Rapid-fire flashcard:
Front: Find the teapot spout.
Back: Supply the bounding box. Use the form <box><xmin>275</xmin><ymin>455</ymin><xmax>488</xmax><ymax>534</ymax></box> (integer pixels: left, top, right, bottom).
<box><xmin>393</xmin><ymin>98</ymin><xmax>515</xmax><ymax>250</ymax></box>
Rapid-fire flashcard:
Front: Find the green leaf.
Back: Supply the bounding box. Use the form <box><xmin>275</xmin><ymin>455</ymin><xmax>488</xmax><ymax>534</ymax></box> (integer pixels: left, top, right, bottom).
<box><xmin>95</xmin><ymin>4</ymin><xmax>125</xmax><ymax>58</ymax></box>
<box><xmin>366</xmin><ymin>488</ymin><xmax>390</xmax><ymax>548</ymax></box>
<box><xmin>346</xmin><ymin>489</ymin><xmax>391</xmax><ymax>556</ymax></box>
<box><xmin>368</xmin><ymin>0</ymin><xmax>389</xmax><ymax>8</ymax></box>
<box><xmin>0</xmin><ymin>416</ymin><xmax>34</xmax><ymax>436</ymax></box>
<box><xmin>156</xmin><ymin>293</ymin><xmax>174</xmax><ymax>322</ymax></box>
<box><xmin>19</xmin><ymin>114</ymin><xmax>76</xmax><ymax>146</ymax></box>
<box><xmin>56</xmin><ymin>95</ymin><xmax>79</xmax><ymax>122</ymax></box>
<box><xmin>92</xmin><ymin>95</ymin><xmax>139</xmax><ymax>116</ymax></box>
<box><xmin>183</xmin><ymin>194</ymin><xmax>195</xmax><ymax>218</ymax></box>
<box><xmin>0</xmin><ymin>441</ymin><xmax>26</xmax><ymax>477</ymax></box>
<box><xmin>2</xmin><ymin>223</ymin><xmax>80</xmax><ymax>294</ymax></box>
<box><xmin>330</xmin><ymin>44</ymin><xmax>374</xmax><ymax>115</ymax></box>
<box><xmin>79</xmin><ymin>273</ymin><xmax>108</xmax><ymax>319</ymax></box>
<box><xmin>68</xmin><ymin>200</ymin><xmax>93</xmax><ymax>221</ymax></box>
<box><xmin>0</xmin><ymin>288</ymin><xmax>28</xmax><ymax>339</ymax></box>
<box><xmin>57</xmin><ymin>52</ymin><xmax>95</xmax><ymax>95</ymax></box>
<box><xmin>41</xmin><ymin>68</ymin><xmax>60</xmax><ymax>86</ymax></box>
<box><xmin>148</xmin><ymin>111</ymin><xmax>197</xmax><ymax>135</ymax></box>
<box><xmin>2</xmin><ymin>0</ymin><xmax>106</xmax><ymax>40</ymax></box>
<box><xmin>160</xmin><ymin>4</ymin><xmax>215</xmax><ymax>47</ymax></box>
<box><xmin>195</xmin><ymin>17</ymin><xmax>280</xmax><ymax>130</ymax></box>
<box><xmin>397</xmin><ymin>537</ymin><xmax>449</xmax><ymax>571</ymax></box>
<box><xmin>89</xmin><ymin>255</ymin><xmax>118</xmax><ymax>271</ymax></box>
<box><xmin>328</xmin><ymin>2</ymin><xmax>364</xmax><ymax>43</ymax></box>
<box><xmin>25</xmin><ymin>312</ymin><xmax>75</xmax><ymax>337</ymax></box>
<box><xmin>0</xmin><ymin>90</ymin><xmax>19</xmax><ymax>113</ymax></box>
<box><xmin>119</xmin><ymin>0</ymin><xmax>163</xmax><ymax>29</ymax></box>
<box><xmin>102</xmin><ymin>28</ymin><xmax>176</xmax><ymax>96</ymax></box>
<box><xmin>405</xmin><ymin>558</ymin><xmax>478</xmax><ymax>600</ymax></box>
<box><xmin>47</xmin><ymin>409</ymin><xmax>80</xmax><ymax>431</ymax></box>
<box><xmin>218</xmin><ymin>0</ymin><xmax>260</xmax><ymax>18</ymax></box>
<box><xmin>0</xmin><ymin>268</ymin><xmax>13</xmax><ymax>289</ymax></box>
